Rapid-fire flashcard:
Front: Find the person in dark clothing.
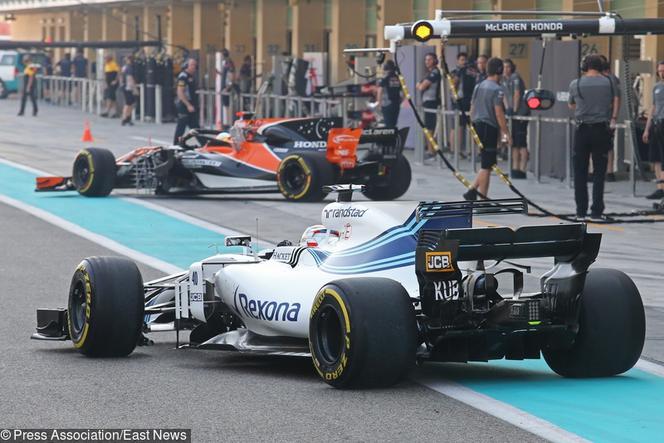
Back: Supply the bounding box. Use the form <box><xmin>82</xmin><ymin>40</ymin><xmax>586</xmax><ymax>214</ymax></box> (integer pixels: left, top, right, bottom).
<box><xmin>121</xmin><ymin>56</ymin><xmax>138</xmax><ymax>126</ymax></box>
<box><xmin>101</xmin><ymin>54</ymin><xmax>120</xmax><ymax>118</ymax></box>
<box><xmin>416</xmin><ymin>52</ymin><xmax>442</xmax><ymax>156</ymax></box>
<box><xmin>56</xmin><ymin>53</ymin><xmax>72</xmax><ymax>77</ymax></box>
<box><xmin>72</xmin><ymin>49</ymin><xmax>88</xmax><ymax>78</ymax></box>
<box><xmin>503</xmin><ymin>59</ymin><xmax>530</xmax><ymax>178</ymax></box>
<box><xmin>18</xmin><ymin>55</ymin><xmax>38</xmax><ymax>116</ymax></box>
<box><xmin>376</xmin><ymin>60</ymin><xmax>403</xmax><ymax>128</ymax></box>
<box><xmin>451</xmin><ymin>53</ymin><xmax>477</xmax><ymax>153</ymax></box>
<box><xmin>173</xmin><ymin>58</ymin><xmax>200</xmax><ymax>144</ymax></box>
<box><xmin>568</xmin><ymin>54</ymin><xmax>620</xmax><ymax>221</ymax></box>
<box><xmin>463</xmin><ymin>57</ymin><xmax>510</xmax><ymax>201</ymax></box>
<box><xmin>219</xmin><ymin>49</ymin><xmax>236</xmax><ymax>125</ymax></box>
<box><xmin>239</xmin><ymin>55</ymin><xmax>252</xmax><ymax>94</ymax></box>
<box><xmin>642</xmin><ymin>61</ymin><xmax>664</xmax><ymax>200</ymax></box>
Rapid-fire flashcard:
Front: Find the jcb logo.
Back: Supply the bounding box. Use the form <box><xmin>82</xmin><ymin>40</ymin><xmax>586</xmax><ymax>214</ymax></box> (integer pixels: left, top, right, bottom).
<box><xmin>425</xmin><ymin>251</ymin><xmax>454</xmax><ymax>273</ymax></box>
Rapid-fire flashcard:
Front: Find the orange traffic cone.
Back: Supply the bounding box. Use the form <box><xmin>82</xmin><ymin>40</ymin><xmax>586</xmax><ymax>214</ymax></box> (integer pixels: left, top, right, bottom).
<box><xmin>81</xmin><ymin>120</ymin><xmax>94</xmax><ymax>142</ymax></box>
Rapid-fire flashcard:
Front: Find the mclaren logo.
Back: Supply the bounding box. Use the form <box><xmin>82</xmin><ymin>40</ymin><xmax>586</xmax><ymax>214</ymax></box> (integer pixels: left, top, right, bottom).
<box><xmin>425</xmin><ymin>251</ymin><xmax>454</xmax><ymax>273</ymax></box>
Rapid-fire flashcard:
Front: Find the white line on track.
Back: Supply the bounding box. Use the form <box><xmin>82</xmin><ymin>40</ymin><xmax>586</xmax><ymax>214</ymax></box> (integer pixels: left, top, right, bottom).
<box><xmin>0</xmin><ymin>157</ymin><xmax>50</xmax><ymax>175</ymax></box>
<box><xmin>413</xmin><ymin>374</ymin><xmax>590</xmax><ymax>443</ymax></box>
<box><xmin>0</xmin><ymin>193</ymin><xmax>183</xmax><ymax>275</ymax></box>
<box><xmin>635</xmin><ymin>358</ymin><xmax>664</xmax><ymax>377</ymax></box>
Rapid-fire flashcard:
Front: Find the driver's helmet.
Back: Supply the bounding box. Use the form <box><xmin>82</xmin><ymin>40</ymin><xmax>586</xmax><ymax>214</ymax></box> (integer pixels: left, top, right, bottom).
<box><xmin>215</xmin><ymin>132</ymin><xmax>232</xmax><ymax>144</ymax></box>
<box><xmin>300</xmin><ymin>225</ymin><xmax>340</xmax><ymax>247</ymax></box>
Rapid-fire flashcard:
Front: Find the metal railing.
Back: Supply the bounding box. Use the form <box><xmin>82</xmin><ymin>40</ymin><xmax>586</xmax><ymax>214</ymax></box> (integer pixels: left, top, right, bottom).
<box><xmin>418</xmin><ymin>107</ymin><xmax>638</xmax><ymax>192</ymax></box>
<box><xmin>30</xmin><ymin>75</ymin><xmax>163</xmax><ymax>123</ymax></box>
<box><xmin>33</xmin><ymin>75</ymin><xmax>105</xmax><ymax>114</ymax></box>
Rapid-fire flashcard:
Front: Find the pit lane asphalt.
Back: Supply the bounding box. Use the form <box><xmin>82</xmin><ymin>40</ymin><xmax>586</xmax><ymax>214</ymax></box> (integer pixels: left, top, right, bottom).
<box><xmin>2</xmin><ymin>99</ymin><xmax>664</xmax><ymax>440</ymax></box>
<box><xmin>0</xmin><ymin>201</ymin><xmax>540</xmax><ymax>442</ymax></box>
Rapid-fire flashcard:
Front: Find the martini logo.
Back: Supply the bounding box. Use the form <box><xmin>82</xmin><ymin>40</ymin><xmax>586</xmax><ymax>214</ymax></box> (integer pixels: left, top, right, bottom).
<box><xmin>425</xmin><ymin>251</ymin><xmax>454</xmax><ymax>273</ymax></box>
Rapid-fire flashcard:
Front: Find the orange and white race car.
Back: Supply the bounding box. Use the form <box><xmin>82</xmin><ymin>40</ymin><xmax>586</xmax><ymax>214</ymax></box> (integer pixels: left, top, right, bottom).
<box><xmin>35</xmin><ymin>114</ymin><xmax>410</xmax><ymax>202</ymax></box>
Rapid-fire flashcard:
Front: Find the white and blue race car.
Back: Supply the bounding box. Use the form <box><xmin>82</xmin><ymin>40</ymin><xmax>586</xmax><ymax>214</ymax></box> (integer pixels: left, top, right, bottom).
<box><xmin>32</xmin><ymin>186</ymin><xmax>645</xmax><ymax>388</ymax></box>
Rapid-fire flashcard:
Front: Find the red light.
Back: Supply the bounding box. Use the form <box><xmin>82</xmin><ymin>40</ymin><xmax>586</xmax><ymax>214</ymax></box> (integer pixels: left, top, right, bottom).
<box><xmin>306</xmin><ymin>241</ymin><xmax>318</xmax><ymax>247</ymax></box>
<box><xmin>527</xmin><ymin>97</ymin><xmax>541</xmax><ymax>109</ymax></box>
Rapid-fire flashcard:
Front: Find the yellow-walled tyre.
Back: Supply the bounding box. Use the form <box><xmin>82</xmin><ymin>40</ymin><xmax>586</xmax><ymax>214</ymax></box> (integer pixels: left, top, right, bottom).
<box><xmin>72</xmin><ymin>147</ymin><xmax>116</xmax><ymax>197</ymax></box>
<box><xmin>277</xmin><ymin>153</ymin><xmax>335</xmax><ymax>202</ymax></box>
<box><xmin>68</xmin><ymin>257</ymin><xmax>144</xmax><ymax>357</ymax></box>
<box><xmin>309</xmin><ymin>278</ymin><xmax>417</xmax><ymax>389</ymax></box>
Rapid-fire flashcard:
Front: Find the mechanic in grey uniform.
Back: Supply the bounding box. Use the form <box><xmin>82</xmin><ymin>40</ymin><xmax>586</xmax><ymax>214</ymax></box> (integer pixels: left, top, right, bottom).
<box><xmin>642</xmin><ymin>60</ymin><xmax>664</xmax><ymax>200</ymax></box>
<box><xmin>503</xmin><ymin>59</ymin><xmax>530</xmax><ymax>179</ymax></box>
<box><xmin>173</xmin><ymin>58</ymin><xmax>200</xmax><ymax>144</ymax></box>
<box><xmin>416</xmin><ymin>53</ymin><xmax>441</xmax><ymax>157</ymax></box>
<box><xmin>376</xmin><ymin>60</ymin><xmax>403</xmax><ymax>128</ymax></box>
<box><xmin>463</xmin><ymin>57</ymin><xmax>511</xmax><ymax>200</ymax></box>
<box><xmin>568</xmin><ymin>54</ymin><xmax>620</xmax><ymax>220</ymax></box>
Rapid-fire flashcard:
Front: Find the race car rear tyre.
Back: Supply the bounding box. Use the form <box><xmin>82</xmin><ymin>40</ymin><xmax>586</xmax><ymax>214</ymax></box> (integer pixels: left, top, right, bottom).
<box><xmin>542</xmin><ymin>268</ymin><xmax>645</xmax><ymax>377</ymax></box>
<box><xmin>362</xmin><ymin>155</ymin><xmax>411</xmax><ymax>201</ymax></box>
<box><xmin>72</xmin><ymin>147</ymin><xmax>116</xmax><ymax>197</ymax></box>
<box><xmin>67</xmin><ymin>256</ymin><xmax>144</xmax><ymax>357</ymax></box>
<box><xmin>309</xmin><ymin>278</ymin><xmax>417</xmax><ymax>388</ymax></box>
<box><xmin>277</xmin><ymin>153</ymin><xmax>335</xmax><ymax>202</ymax></box>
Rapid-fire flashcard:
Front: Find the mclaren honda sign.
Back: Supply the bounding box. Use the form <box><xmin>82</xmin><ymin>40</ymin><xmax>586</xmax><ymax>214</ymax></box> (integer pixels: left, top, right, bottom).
<box><xmin>485</xmin><ymin>22</ymin><xmax>564</xmax><ymax>32</ymax></box>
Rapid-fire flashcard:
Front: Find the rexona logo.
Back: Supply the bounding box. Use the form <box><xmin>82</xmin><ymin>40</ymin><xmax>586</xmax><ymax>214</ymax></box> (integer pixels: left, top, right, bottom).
<box><xmin>233</xmin><ymin>287</ymin><xmax>301</xmax><ymax>322</ymax></box>
<box><xmin>324</xmin><ymin>207</ymin><xmax>368</xmax><ymax>219</ymax></box>
<box><xmin>425</xmin><ymin>251</ymin><xmax>454</xmax><ymax>272</ymax></box>
<box><xmin>293</xmin><ymin>141</ymin><xmax>327</xmax><ymax>148</ymax></box>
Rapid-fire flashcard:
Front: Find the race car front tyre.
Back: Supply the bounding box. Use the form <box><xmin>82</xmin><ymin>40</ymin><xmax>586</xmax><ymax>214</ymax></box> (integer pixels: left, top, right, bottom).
<box><xmin>362</xmin><ymin>155</ymin><xmax>411</xmax><ymax>201</ymax></box>
<box><xmin>72</xmin><ymin>147</ymin><xmax>116</xmax><ymax>197</ymax></box>
<box><xmin>309</xmin><ymin>278</ymin><xmax>417</xmax><ymax>388</ymax></box>
<box><xmin>68</xmin><ymin>256</ymin><xmax>144</xmax><ymax>357</ymax></box>
<box><xmin>543</xmin><ymin>268</ymin><xmax>645</xmax><ymax>377</ymax></box>
<box><xmin>277</xmin><ymin>153</ymin><xmax>335</xmax><ymax>202</ymax></box>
